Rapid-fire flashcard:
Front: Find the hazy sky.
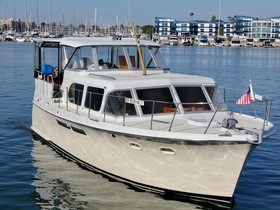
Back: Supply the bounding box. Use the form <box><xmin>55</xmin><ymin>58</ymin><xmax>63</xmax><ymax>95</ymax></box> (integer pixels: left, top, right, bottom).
<box><xmin>1</xmin><ymin>0</ymin><xmax>280</xmax><ymax>26</ymax></box>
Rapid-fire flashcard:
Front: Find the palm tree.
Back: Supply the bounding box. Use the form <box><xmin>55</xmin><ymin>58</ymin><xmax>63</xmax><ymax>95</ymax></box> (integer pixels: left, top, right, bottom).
<box><xmin>211</xmin><ymin>15</ymin><xmax>217</xmax><ymax>22</ymax></box>
<box><xmin>190</xmin><ymin>12</ymin><xmax>194</xmax><ymax>21</ymax></box>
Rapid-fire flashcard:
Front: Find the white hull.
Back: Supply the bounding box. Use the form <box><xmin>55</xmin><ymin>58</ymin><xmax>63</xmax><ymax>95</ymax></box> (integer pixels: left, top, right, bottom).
<box><xmin>32</xmin><ymin>103</ymin><xmax>252</xmax><ymax>205</ymax></box>
<box><xmin>30</xmin><ymin>37</ymin><xmax>274</xmax><ymax>208</ymax></box>
<box><xmin>16</xmin><ymin>37</ymin><xmax>26</xmax><ymax>42</ymax></box>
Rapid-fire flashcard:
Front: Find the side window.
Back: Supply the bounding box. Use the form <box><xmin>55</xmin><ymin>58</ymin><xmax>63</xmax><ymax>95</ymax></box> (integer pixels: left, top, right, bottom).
<box><xmin>85</xmin><ymin>87</ymin><xmax>104</xmax><ymax>111</ymax></box>
<box><xmin>136</xmin><ymin>88</ymin><xmax>175</xmax><ymax>114</ymax></box>
<box><xmin>69</xmin><ymin>83</ymin><xmax>84</xmax><ymax>105</ymax></box>
<box><xmin>61</xmin><ymin>46</ymin><xmax>75</xmax><ymax>70</ymax></box>
<box><xmin>106</xmin><ymin>90</ymin><xmax>137</xmax><ymax>116</ymax></box>
<box><xmin>41</xmin><ymin>47</ymin><xmax>59</xmax><ymax>69</ymax></box>
<box><xmin>176</xmin><ymin>87</ymin><xmax>210</xmax><ymax>111</ymax></box>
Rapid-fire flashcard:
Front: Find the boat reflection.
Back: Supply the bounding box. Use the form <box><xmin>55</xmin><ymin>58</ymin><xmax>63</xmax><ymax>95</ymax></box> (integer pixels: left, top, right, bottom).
<box><xmin>31</xmin><ymin>139</ymin><xmax>203</xmax><ymax>210</ymax></box>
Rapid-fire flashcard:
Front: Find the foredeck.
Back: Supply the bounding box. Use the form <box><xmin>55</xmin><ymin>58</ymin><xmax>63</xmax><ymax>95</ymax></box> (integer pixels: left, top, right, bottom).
<box><xmin>59</xmin><ymin>102</ymin><xmax>269</xmax><ymax>139</ymax></box>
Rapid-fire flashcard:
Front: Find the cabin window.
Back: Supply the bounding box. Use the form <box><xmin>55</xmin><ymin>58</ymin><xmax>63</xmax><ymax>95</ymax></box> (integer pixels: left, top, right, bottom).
<box><xmin>175</xmin><ymin>87</ymin><xmax>210</xmax><ymax>112</ymax></box>
<box><xmin>143</xmin><ymin>47</ymin><xmax>157</xmax><ymax>69</ymax></box>
<box><xmin>205</xmin><ymin>86</ymin><xmax>226</xmax><ymax>110</ymax></box>
<box><xmin>61</xmin><ymin>46</ymin><xmax>75</xmax><ymax>70</ymax></box>
<box><xmin>136</xmin><ymin>88</ymin><xmax>176</xmax><ymax>114</ymax></box>
<box><xmin>115</xmin><ymin>47</ymin><xmax>137</xmax><ymax>69</ymax></box>
<box><xmin>96</xmin><ymin>47</ymin><xmax>117</xmax><ymax>69</ymax></box>
<box><xmin>67</xmin><ymin>47</ymin><xmax>93</xmax><ymax>70</ymax></box>
<box><xmin>41</xmin><ymin>47</ymin><xmax>59</xmax><ymax>68</ymax></box>
<box><xmin>34</xmin><ymin>41</ymin><xmax>59</xmax><ymax>76</ymax></box>
<box><xmin>106</xmin><ymin>90</ymin><xmax>137</xmax><ymax>116</ymax></box>
<box><xmin>69</xmin><ymin>83</ymin><xmax>84</xmax><ymax>105</ymax></box>
<box><xmin>148</xmin><ymin>47</ymin><xmax>168</xmax><ymax>70</ymax></box>
<box><xmin>85</xmin><ymin>87</ymin><xmax>104</xmax><ymax>111</ymax></box>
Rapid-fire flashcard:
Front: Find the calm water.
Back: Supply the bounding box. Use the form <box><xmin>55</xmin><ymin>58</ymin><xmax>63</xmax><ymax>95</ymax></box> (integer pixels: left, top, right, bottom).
<box><xmin>0</xmin><ymin>42</ymin><xmax>279</xmax><ymax>210</ymax></box>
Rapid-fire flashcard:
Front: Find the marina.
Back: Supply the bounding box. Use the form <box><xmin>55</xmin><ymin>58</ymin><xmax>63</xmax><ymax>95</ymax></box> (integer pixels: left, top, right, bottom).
<box><xmin>1</xmin><ymin>0</ymin><xmax>280</xmax><ymax>208</ymax></box>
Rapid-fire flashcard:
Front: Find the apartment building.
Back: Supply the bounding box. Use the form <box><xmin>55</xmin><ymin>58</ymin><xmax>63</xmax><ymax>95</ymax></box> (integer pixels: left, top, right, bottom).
<box><xmin>155</xmin><ymin>16</ymin><xmax>280</xmax><ymax>39</ymax></box>
<box><xmin>155</xmin><ymin>17</ymin><xmax>176</xmax><ymax>36</ymax></box>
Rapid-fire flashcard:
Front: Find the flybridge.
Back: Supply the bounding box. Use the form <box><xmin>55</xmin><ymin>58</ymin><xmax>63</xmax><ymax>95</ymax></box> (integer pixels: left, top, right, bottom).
<box><xmin>34</xmin><ymin>37</ymin><xmax>168</xmax><ymax>79</ymax></box>
<box><xmin>50</xmin><ymin>37</ymin><xmax>161</xmax><ymax>48</ymax></box>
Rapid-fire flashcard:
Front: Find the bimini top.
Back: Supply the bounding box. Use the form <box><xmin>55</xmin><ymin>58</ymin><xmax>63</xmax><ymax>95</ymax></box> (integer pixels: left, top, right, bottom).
<box><xmin>36</xmin><ymin>37</ymin><xmax>161</xmax><ymax>48</ymax></box>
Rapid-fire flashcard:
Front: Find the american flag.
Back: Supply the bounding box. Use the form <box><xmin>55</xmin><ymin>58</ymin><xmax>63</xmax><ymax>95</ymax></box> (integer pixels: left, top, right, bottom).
<box><xmin>236</xmin><ymin>84</ymin><xmax>254</xmax><ymax>104</ymax></box>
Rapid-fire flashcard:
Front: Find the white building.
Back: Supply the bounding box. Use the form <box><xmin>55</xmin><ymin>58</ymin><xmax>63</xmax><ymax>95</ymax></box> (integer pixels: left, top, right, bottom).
<box><xmin>155</xmin><ymin>17</ymin><xmax>176</xmax><ymax>36</ymax></box>
<box><xmin>197</xmin><ymin>23</ymin><xmax>217</xmax><ymax>37</ymax></box>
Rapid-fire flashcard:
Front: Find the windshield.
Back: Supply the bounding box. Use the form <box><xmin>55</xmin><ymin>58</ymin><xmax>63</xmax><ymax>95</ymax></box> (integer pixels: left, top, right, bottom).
<box><xmin>64</xmin><ymin>44</ymin><xmax>169</xmax><ymax>71</ymax></box>
<box><xmin>176</xmin><ymin>86</ymin><xmax>211</xmax><ymax>112</ymax></box>
<box><xmin>205</xmin><ymin>86</ymin><xmax>227</xmax><ymax>110</ymax></box>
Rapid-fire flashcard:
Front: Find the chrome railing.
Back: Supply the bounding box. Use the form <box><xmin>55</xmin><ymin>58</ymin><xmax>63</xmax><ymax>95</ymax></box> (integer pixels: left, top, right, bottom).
<box><xmin>52</xmin><ymin>88</ymin><xmax>273</xmax><ymax>132</ymax></box>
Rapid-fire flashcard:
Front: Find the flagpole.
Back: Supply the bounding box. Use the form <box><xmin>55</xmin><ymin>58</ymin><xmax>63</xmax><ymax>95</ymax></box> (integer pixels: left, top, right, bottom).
<box><xmin>249</xmin><ymin>79</ymin><xmax>257</xmax><ymax>118</ymax></box>
<box><xmin>249</xmin><ymin>79</ymin><xmax>255</xmax><ymax>101</ymax></box>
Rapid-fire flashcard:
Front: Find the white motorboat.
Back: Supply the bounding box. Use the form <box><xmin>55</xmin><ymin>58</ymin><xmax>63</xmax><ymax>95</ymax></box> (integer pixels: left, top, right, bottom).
<box><xmin>230</xmin><ymin>38</ymin><xmax>241</xmax><ymax>47</ymax></box>
<box><xmin>4</xmin><ymin>30</ymin><xmax>15</xmax><ymax>41</ymax></box>
<box><xmin>169</xmin><ymin>35</ymin><xmax>179</xmax><ymax>46</ymax></box>
<box><xmin>15</xmin><ymin>34</ymin><xmax>26</xmax><ymax>42</ymax></box>
<box><xmin>198</xmin><ymin>35</ymin><xmax>209</xmax><ymax>46</ymax></box>
<box><xmin>31</xmin><ymin>36</ymin><xmax>274</xmax><ymax>208</ymax></box>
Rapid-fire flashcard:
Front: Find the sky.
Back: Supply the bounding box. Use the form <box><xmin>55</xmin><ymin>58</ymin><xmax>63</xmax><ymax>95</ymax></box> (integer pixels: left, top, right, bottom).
<box><xmin>0</xmin><ymin>0</ymin><xmax>280</xmax><ymax>26</ymax></box>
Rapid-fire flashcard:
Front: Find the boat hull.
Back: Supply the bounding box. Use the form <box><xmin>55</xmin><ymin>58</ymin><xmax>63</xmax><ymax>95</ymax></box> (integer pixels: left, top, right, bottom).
<box><xmin>31</xmin><ymin>104</ymin><xmax>253</xmax><ymax>208</ymax></box>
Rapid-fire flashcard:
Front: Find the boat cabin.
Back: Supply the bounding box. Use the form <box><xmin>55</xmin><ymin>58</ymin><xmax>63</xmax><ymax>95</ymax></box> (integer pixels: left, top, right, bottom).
<box><xmin>33</xmin><ymin>37</ymin><xmax>226</xmax><ymax>121</ymax></box>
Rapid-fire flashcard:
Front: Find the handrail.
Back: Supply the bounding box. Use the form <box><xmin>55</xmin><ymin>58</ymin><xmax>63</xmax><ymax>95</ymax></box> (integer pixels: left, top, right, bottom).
<box><xmin>168</xmin><ymin>103</ymin><xmax>179</xmax><ymax>132</ymax></box>
<box><xmin>52</xmin><ymin>87</ymin><xmax>273</xmax><ymax>133</ymax></box>
<box><xmin>204</xmin><ymin>103</ymin><xmax>223</xmax><ymax>134</ymax></box>
<box><xmin>263</xmin><ymin>98</ymin><xmax>273</xmax><ymax>129</ymax></box>
<box><xmin>150</xmin><ymin>101</ymin><xmax>155</xmax><ymax>130</ymax></box>
<box><xmin>88</xmin><ymin>73</ymin><xmax>116</xmax><ymax>80</ymax></box>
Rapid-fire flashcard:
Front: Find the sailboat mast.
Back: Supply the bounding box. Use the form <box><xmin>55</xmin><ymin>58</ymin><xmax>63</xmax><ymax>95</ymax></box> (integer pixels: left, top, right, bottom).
<box><xmin>36</xmin><ymin>0</ymin><xmax>40</xmax><ymax>27</ymax></box>
<box><xmin>94</xmin><ymin>8</ymin><xmax>97</xmax><ymax>34</ymax></box>
<box><xmin>218</xmin><ymin>0</ymin><xmax>221</xmax><ymax>38</ymax></box>
<box><xmin>128</xmin><ymin>0</ymin><xmax>130</xmax><ymax>27</ymax></box>
<box><xmin>48</xmin><ymin>0</ymin><xmax>52</xmax><ymax>34</ymax></box>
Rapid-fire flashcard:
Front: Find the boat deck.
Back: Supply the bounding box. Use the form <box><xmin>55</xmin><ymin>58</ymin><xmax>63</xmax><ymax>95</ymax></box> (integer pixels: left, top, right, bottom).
<box><xmin>115</xmin><ymin>114</ymin><xmax>263</xmax><ymax>136</ymax></box>
<box><xmin>61</xmin><ymin>103</ymin><xmax>266</xmax><ymax>137</ymax></box>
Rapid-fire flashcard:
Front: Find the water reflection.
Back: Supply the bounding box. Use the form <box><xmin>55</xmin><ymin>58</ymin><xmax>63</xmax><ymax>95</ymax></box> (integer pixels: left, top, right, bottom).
<box><xmin>31</xmin><ymin>140</ymin><xmax>202</xmax><ymax>210</ymax></box>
